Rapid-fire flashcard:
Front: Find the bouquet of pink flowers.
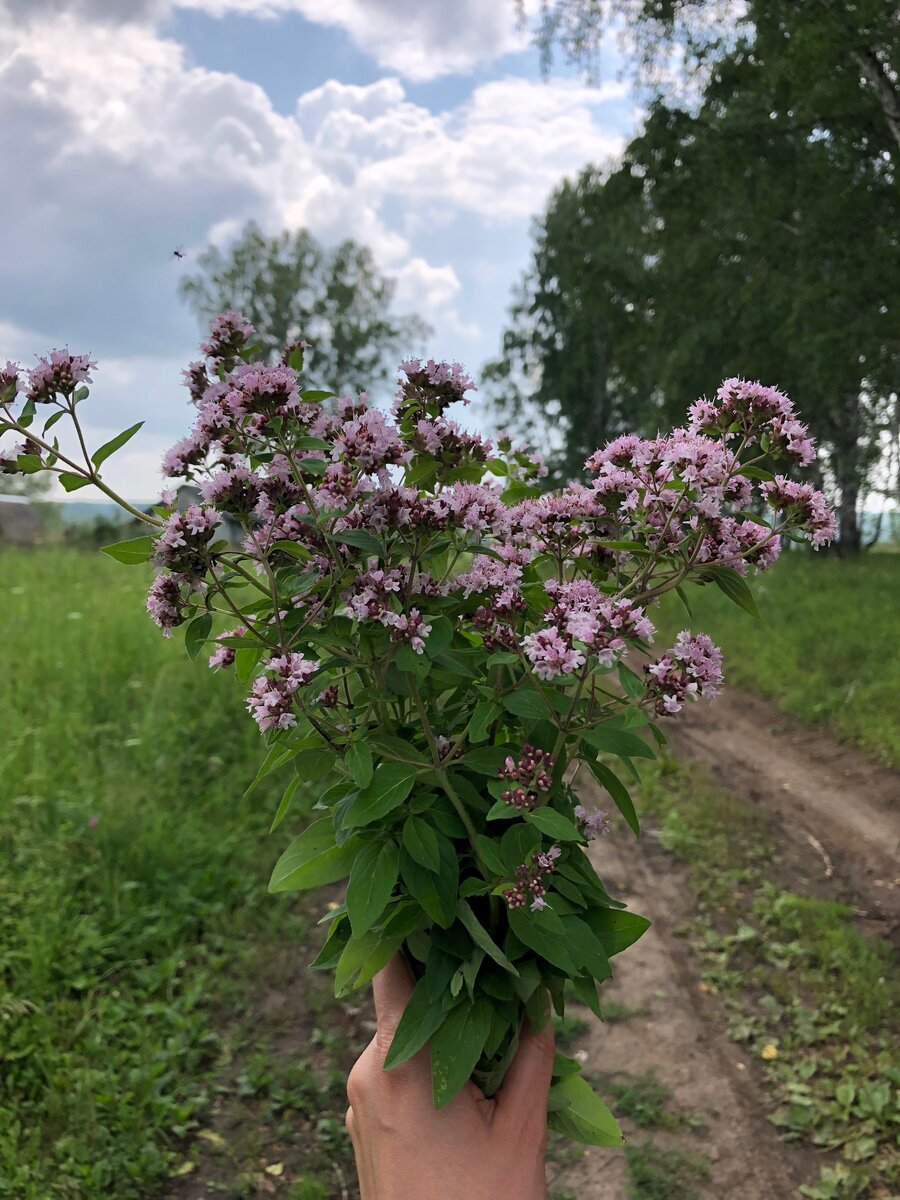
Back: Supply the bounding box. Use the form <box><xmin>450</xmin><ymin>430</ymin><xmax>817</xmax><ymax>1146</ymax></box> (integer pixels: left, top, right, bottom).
<box><xmin>0</xmin><ymin>315</ymin><xmax>835</xmax><ymax>1144</ymax></box>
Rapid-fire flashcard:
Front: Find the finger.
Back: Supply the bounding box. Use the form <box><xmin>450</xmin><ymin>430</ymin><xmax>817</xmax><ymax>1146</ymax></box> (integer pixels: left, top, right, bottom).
<box><xmin>495</xmin><ymin>1018</ymin><xmax>556</xmax><ymax>1121</ymax></box>
<box><xmin>371</xmin><ymin>953</ymin><xmax>415</xmax><ymax>1034</ymax></box>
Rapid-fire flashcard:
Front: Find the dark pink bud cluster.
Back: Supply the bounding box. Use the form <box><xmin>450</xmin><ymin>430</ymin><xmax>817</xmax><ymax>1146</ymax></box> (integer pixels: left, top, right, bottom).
<box><xmin>26</xmin><ymin>349</ymin><xmax>96</xmax><ymax>403</ymax></box>
<box><xmin>208</xmin><ymin>625</ymin><xmax>246</xmax><ymax>670</ymax></box>
<box><xmin>182</xmin><ymin>360</ymin><xmax>209</xmax><ymax>405</ymax></box>
<box><xmin>645</xmin><ymin>631</ymin><xmax>724</xmax><ymax>716</ymax></box>
<box><xmin>504</xmin><ymin>845</ymin><xmax>562</xmax><ymax>911</ymax></box>
<box><xmin>498</xmin><ymin>745</ymin><xmax>556</xmax><ymax>810</ymax></box>
<box><xmin>246</xmin><ymin>651</ymin><xmax>318</xmax><ymax>733</ymax></box>
<box><xmin>688</xmin><ymin>378</ymin><xmax>816</xmax><ymax>466</ymax></box>
<box><xmin>146</xmin><ymin>572</ymin><xmax>203</xmax><ymax>637</ymax></box>
<box><xmin>762</xmin><ymin>476</ymin><xmax>837</xmax><ymax>549</ymax></box>
<box><xmin>318</xmin><ymin>685</ymin><xmax>340</xmax><ymax>708</ymax></box>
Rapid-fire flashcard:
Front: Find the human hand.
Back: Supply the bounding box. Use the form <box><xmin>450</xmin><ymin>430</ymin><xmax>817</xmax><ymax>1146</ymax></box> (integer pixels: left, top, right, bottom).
<box><xmin>346</xmin><ymin>956</ymin><xmax>555</xmax><ymax>1200</ymax></box>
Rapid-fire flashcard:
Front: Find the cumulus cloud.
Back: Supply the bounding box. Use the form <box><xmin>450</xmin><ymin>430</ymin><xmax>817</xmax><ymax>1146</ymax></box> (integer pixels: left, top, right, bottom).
<box><xmin>0</xmin><ymin>4</ymin><xmax>636</xmax><ymax>494</ymax></box>
<box><xmin>177</xmin><ymin>0</ymin><xmax>535</xmax><ymax>81</ymax></box>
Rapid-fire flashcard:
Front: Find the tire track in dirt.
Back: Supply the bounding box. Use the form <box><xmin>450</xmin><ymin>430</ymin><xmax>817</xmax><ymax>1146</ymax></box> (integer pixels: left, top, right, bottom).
<box><xmin>552</xmin><ymin>827</ymin><xmax>817</xmax><ymax>1200</ymax></box>
<box><xmin>671</xmin><ymin>688</ymin><xmax>900</xmax><ymax>922</ymax></box>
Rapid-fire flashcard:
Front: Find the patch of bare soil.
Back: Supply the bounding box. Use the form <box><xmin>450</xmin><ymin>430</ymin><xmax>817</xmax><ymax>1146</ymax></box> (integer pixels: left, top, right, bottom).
<box><xmin>672</xmin><ymin>687</ymin><xmax>900</xmax><ymax>922</ymax></box>
<box><xmin>551</xmin><ymin>828</ymin><xmax>819</xmax><ymax>1200</ymax></box>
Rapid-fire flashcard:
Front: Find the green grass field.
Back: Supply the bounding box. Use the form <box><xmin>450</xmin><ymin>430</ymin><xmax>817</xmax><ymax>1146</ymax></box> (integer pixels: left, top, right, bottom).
<box><xmin>658</xmin><ymin>553</ymin><xmax>900</xmax><ymax>768</ymax></box>
<box><xmin>0</xmin><ymin>548</ymin><xmax>318</xmax><ymax>1199</ymax></box>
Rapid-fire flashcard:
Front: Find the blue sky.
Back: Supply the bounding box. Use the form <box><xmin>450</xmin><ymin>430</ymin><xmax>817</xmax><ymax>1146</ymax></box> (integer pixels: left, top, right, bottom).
<box><xmin>0</xmin><ymin>0</ymin><xmax>640</xmax><ymax>499</ymax></box>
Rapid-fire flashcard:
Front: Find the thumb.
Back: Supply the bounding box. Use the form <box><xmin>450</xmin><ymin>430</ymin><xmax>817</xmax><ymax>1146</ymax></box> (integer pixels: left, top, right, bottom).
<box><xmin>495</xmin><ymin>1017</ymin><xmax>556</xmax><ymax>1122</ymax></box>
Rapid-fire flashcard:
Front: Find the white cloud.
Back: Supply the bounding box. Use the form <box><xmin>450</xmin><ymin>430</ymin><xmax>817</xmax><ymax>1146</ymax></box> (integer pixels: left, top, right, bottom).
<box><xmin>0</xmin><ymin>5</ymin><xmax>637</xmax><ymax>495</ymax></box>
<box><xmin>176</xmin><ymin>0</ymin><xmax>534</xmax><ymax>81</ymax></box>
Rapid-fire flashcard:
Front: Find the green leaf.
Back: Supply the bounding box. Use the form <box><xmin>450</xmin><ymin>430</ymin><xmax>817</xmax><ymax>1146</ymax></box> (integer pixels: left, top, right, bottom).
<box><xmin>463</xmin><ymin>744</ymin><xmax>515</xmax><ymax>775</ymax></box>
<box><xmin>294</xmin><ymin>747</ymin><xmax>335</xmax><ymax>783</ymax></box>
<box><xmin>58</xmin><ymin>471</ymin><xmax>92</xmax><ymax>491</ymax></box>
<box><xmin>617</xmin><ymin>661</ymin><xmax>645</xmax><ymax>700</ymax></box>
<box><xmin>525</xmin><ymin>807</ymin><xmax>582</xmax><ymax>842</ymax></box>
<box><xmin>234</xmin><ymin>644</ymin><xmax>263</xmax><ymax>683</ymax></box>
<box><xmin>424</xmin><ymin>615</ymin><xmax>454</xmax><ymax>658</ymax></box>
<box><xmin>345</xmin><ymin>742</ymin><xmax>374</xmax><ymax>789</ymax></box>
<box><xmin>430</xmin><ymin>998</ymin><xmax>493</xmax><ymax>1108</ymax></box>
<box><xmin>456</xmin><ymin>901</ymin><xmax>519</xmax><ymax>975</ymax></box>
<box><xmin>100</xmin><ymin>535</ymin><xmax>156</xmax><ymax>565</ymax></box>
<box><xmin>508</xmin><ymin>906</ymin><xmax>576</xmax><ymax>973</ymax></box>
<box><xmin>486</xmin><ymin>798</ymin><xmax>520</xmax><ymax>822</ymax></box>
<box><xmin>580</xmin><ymin>724</ymin><xmax>654</xmax><ymax>761</ymax></box>
<box><xmin>402</xmin><ymin>816</ymin><xmax>441</xmax><ymax>872</ymax></box>
<box><xmin>346</xmin><ymin>840</ymin><xmax>400</xmax><ymax>936</ymax></box>
<box><xmin>399</xmin><ymin>837</ymin><xmax>458</xmax><ymax>928</ymax></box>
<box><xmin>343</xmin><ymin>762</ymin><xmax>421</xmax><ymax>828</ymax></box>
<box><xmin>475</xmin><ymin>835</ymin><xmax>507</xmax><ymax>875</ymax></box>
<box><xmin>500</xmin><ymin>822</ymin><xmax>541</xmax><ymax>873</ymax></box>
<box><xmin>583</xmin><ymin>908</ymin><xmax>651</xmax><ymax>957</ymax></box>
<box><xmin>469</xmin><ymin>700</ymin><xmax>499</xmax><ymax>743</ymax></box>
<box><xmin>294</xmin><ymin>435</ymin><xmax>332</xmax><ymax>451</ymax></box>
<box><xmin>268</xmin><ymin>819</ymin><xmax>359</xmax><ymax>892</ymax></box>
<box><xmin>91</xmin><ymin>420</ymin><xmax>144</xmax><ymax>469</ymax></box>
<box><xmin>300</xmin><ymin>389</ymin><xmax>334</xmax><ymax>403</ymax></box>
<box><xmin>585</xmin><ymin>759</ymin><xmax>640</xmax><ymax>837</ymax></box>
<box><xmin>548</xmin><ymin>1074</ymin><xmax>624</xmax><ymax>1146</ymax></box>
<box><xmin>334</xmin><ymin>529</ymin><xmax>383</xmax><ymax>556</ymax></box>
<box><xmin>560</xmin><ymin>915</ymin><xmax>611</xmax><ymax>981</ymax></box>
<box><xmin>371</xmin><ymin>734</ymin><xmax>430</xmax><ymax>765</ymax></box>
<box><xmin>270</xmin><ymin>776</ymin><xmax>301</xmax><ymax>833</ymax></box>
<box><xmin>706</xmin><ymin>565</ymin><xmax>761</xmax><ymax>620</ymax></box>
<box><xmin>384</xmin><ymin>976</ymin><xmax>453</xmax><ymax>1070</ymax></box>
<box><xmin>184</xmin><ymin>612</ymin><xmax>212</xmax><ymax>661</ymax></box>
<box><xmin>503</xmin><ymin>687</ymin><xmax>551</xmax><ymax>721</ymax></box>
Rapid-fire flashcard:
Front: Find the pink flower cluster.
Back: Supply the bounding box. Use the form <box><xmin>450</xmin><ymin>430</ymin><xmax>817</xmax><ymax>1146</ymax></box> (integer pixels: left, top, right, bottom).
<box><xmin>688</xmin><ymin>378</ymin><xmax>816</xmax><ymax>466</ymax></box>
<box><xmin>545</xmin><ymin>580</ymin><xmax>655</xmax><ymax>666</ymax></box>
<box><xmin>201</xmin><ymin>309</ymin><xmax>255</xmax><ymax>364</ymax></box>
<box><xmin>153</xmin><ymin>505</ymin><xmax>220</xmax><ymax>574</ymax></box>
<box><xmin>574</xmin><ymin>804</ymin><xmax>610</xmax><ymax>841</ymax></box>
<box><xmin>645</xmin><ymin>631</ymin><xmax>724</xmax><ymax>715</ymax></box>
<box><xmin>246</xmin><ymin>651</ymin><xmax>318</xmax><ymax>732</ymax></box>
<box><xmin>208</xmin><ymin>626</ymin><xmax>246</xmax><ymax>670</ymax></box>
<box><xmin>25</xmin><ymin>349</ymin><xmax>97</xmax><ymax>403</ymax></box>
<box><xmin>498</xmin><ymin>744</ymin><xmax>556</xmax><ymax>810</ymax></box>
<box><xmin>762</xmin><ymin>476</ymin><xmax>837</xmax><ymax>549</ymax></box>
<box><xmin>504</xmin><ymin>846</ymin><xmax>562</xmax><ymax>912</ymax></box>
<box><xmin>397</xmin><ymin>357</ymin><xmax>476</xmax><ymax>414</ymax></box>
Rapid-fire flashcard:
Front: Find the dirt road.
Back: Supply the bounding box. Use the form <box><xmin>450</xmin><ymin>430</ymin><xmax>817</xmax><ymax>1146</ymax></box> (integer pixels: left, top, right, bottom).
<box><xmin>553</xmin><ymin>689</ymin><xmax>898</xmax><ymax>1199</ymax></box>
<box><xmin>673</xmin><ymin>688</ymin><xmax>900</xmax><ymax>920</ymax></box>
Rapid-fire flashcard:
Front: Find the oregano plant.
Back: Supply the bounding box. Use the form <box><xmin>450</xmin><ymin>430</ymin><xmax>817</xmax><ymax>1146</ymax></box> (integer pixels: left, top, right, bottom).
<box><xmin>0</xmin><ymin>317</ymin><xmax>836</xmax><ymax>1145</ymax></box>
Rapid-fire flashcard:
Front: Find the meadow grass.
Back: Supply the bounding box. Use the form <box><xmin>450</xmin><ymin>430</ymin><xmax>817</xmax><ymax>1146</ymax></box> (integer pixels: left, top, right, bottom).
<box><xmin>657</xmin><ymin>552</ymin><xmax>900</xmax><ymax>767</ymax></box>
<box><xmin>0</xmin><ymin>547</ymin><xmax>313</xmax><ymax>1199</ymax></box>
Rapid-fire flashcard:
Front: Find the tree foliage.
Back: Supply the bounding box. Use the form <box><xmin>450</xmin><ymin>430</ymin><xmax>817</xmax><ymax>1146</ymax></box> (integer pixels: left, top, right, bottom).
<box><xmin>179</xmin><ymin>222</ymin><xmax>431</xmax><ymax>394</ymax></box>
<box><xmin>494</xmin><ymin>0</ymin><xmax>899</xmax><ymax>550</ymax></box>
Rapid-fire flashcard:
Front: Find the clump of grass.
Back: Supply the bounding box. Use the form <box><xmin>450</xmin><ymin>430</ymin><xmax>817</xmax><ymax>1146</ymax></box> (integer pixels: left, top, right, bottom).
<box><xmin>625</xmin><ymin>1142</ymin><xmax>711</xmax><ymax>1200</ymax></box>
<box><xmin>656</xmin><ymin>553</ymin><xmax>900</xmax><ymax>766</ymax></box>
<box><xmin>599</xmin><ymin>1072</ymin><xmax>700</xmax><ymax>1131</ymax></box>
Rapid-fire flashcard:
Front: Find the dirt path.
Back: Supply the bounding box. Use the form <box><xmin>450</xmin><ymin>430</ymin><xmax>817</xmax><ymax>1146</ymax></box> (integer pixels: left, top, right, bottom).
<box><xmin>672</xmin><ymin>688</ymin><xmax>900</xmax><ymax>921</ymax></box>
<box><xmin>552</xmin><ymin>825</ymin><xmax>817</xmax><ymax>1200</ymax></box>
